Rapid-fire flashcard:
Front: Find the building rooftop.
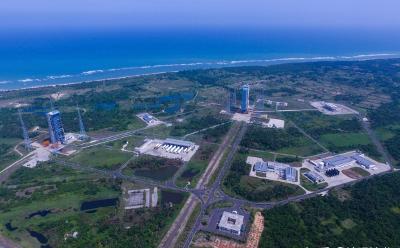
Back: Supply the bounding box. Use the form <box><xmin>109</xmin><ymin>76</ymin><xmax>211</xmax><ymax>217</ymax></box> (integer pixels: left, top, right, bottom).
<box><xmin>164</xmin><ymin>138</ymin><xmax>194</xmax><ymax>148</ymax></box>
<box><xmin>254</xmin><ymin>161</ymin><xmax>268</xmax><ymax>173</ymax></box>
<box><xmin>323</xmin><ymin>155</ymin><xmax>354</xmax><ymax>167</ymax></box>
<box><xmin>351</xmin><ymin>154</ymin><xmax>375</xmax><ymax>166</ymax></box>
<box><xmin>219</xmin><ymin>211</ymin><xmax>244</xmax><ymax>234</ymax></box>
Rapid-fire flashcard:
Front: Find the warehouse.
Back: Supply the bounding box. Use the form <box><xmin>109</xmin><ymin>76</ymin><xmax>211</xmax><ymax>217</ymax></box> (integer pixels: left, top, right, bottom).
<box><xmin>251</xmin><ymin>159</ymin><xmax>298</xmax><ymax>183</ymax></box>
<box><xmin>351</xmin><ymin>154</ymin><xmax>376</xmax><ymax>169</ymax></box>
<box><xmin>285</xmin><ymin>167</ymin><xmax>298</xmax><ymax>182</ymax></box>
<box><xmin>321</xmin><ymin>155</ymin><xmax>354</xmax><ymax>170</ymax></box>
<box><xmin>135</xmin><ymin>138</ymin><xmax>199</xmax><ymax>162</ymax></box>
<box><xmin>304</xmin><ymin>171</ymin><xmax>325</xmax><ymax>184</ymax></box>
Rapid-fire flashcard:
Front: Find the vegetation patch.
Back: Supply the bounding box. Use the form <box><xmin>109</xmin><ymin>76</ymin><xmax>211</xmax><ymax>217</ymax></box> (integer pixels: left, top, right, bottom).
<box><xmin>0</xmin><ymin>163</ymin><xmax>187</xmax><ymax>248</ymax></box>
<box><xmin>176</xmin><ymin>143</ymin><xmax>216</xmax><ymax>187</ymax></box>
<box><xmin>124</xmin><ymin>155</ymin><xmax>183</xmax><ymax>181</ymax></box>
<box><xmin>70</xmin><ymin>147</ymin><xmax>132</xmax><ymax>170</ymax></box>
<box><xmin>259</xmin><ymin>172</ymin><xmax>400</xmax><ymax>247</ymax></box>
<box><xmin>241</xmin><ymin>124</ymin><xmax>323</xmax><ymax>156</ymax></box>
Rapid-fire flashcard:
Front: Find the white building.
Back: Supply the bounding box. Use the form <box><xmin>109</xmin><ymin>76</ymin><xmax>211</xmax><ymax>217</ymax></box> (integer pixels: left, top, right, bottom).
<box><xmin>218</xmin><ymin>211</ymin><xmax>244</xmax><ymax>235</ymax></box>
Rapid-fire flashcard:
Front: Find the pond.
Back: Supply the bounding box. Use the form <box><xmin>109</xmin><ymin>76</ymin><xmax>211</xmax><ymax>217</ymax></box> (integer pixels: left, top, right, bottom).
<box><xmin>5</xmin><ymin>222</ymin><xmax>17</xmax><ymax>231</ymax></box>
<box><xmin>180</xmin><ymin>168</ymin><xmax>199</xmax><ymax>179</ymax></box>
<box><xmin>161</xmin><ymin>190</ymin><xmax>185</xmax><ymax>205</ymax></box>
<box><xmin>28</xmin><ymin>229</ymin><xmax>48</xmax><ymax>244</ymax></box>
<box><xmin>134</xmin><ymin>166</ymin><xmax>179</xmax><ymax>181</ymax></box>
<box><xmin>27</xmin><ymin>210</ymin><xmax>51</xmax><ymax>219</ymax></box>
<box><xmin>80</xmin><ymin>198</ymin><xmax>118</xmax><ymax>211</ymax></box>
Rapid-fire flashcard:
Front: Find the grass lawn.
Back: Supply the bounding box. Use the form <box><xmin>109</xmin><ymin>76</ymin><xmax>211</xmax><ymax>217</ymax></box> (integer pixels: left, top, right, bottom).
<box><xmin>224</xmin><ymin>175</ymin><xmax>305</xmax><ymax>202</ymax></box>
<box><xmin>320</xmin><ymin>132</ymin><xmax>371</xmax><ymax>148</ymax></box>
<box><xmin>247</xmin><ymin>149</ymin><xmax>275</xmax><ymax>160</ymax></box>
<box><xmin>348</xmin><ymin>167</ymin><xmax>371</xmax><ymax>177</ymax></box>
<box><xmin>107</xmin><ymin>135</ymin><xmax>145</xmax><ymax>151</ymax></box>
<box><xmin>277</xmin><ymin>141</ymin><xmax>323</xmax><ymax>157</ymax></box>
<box><xmin>70</xmin><ymin>147</ymin><xmax>132</xmax><ymax>170</ymax></box>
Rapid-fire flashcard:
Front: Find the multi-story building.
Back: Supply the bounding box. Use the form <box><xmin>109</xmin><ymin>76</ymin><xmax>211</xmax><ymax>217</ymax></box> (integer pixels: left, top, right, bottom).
<box><xmin>241</xmin><ymin>84</ymin><xmax>250</xmax><ymax>113</ymax></box>
<box><xmin>47</xmin><ymin>110</ymin><xmax>65</xmax><ymax>144</ymax></box>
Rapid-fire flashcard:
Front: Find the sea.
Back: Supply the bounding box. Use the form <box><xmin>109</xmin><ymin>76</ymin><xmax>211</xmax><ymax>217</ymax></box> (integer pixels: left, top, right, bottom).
<box><xmin>1</xmin><ymin>28</ymin><xmax>400</xmax><ymax>91</ymax></box>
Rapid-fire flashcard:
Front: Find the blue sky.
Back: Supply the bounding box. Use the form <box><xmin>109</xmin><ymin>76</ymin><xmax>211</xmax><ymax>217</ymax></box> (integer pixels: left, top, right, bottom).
<box><xmin>1</xmin><ymin>0</ymin><xmax>399</xmax><ymax>30</ymax></box>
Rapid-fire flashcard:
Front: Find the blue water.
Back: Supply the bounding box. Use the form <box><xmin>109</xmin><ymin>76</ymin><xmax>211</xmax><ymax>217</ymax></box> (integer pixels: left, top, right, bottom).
<box><xmin>0</xmin><ymin>28</ymin><xmax>399</xmax><ymax>91</ymax></box>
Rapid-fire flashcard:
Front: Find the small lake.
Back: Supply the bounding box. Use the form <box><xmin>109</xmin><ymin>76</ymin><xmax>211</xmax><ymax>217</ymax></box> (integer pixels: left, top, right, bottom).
<box><xmin>134</xmin><ymin>166</ymin><xmax>179</xmax><ymax>181</ymax></box>
<box><xmin>180</xmin><ymin>168</ymin><xmax>199</xmax><ymax>179</ymax></box>
<box><xmin>27</xmin><ymin>210</ymin><xmax>51</xmax><ymax>219</ymax></box>
<box><xmin>5</xmin><ymin>222</ymin><xmax>17</xmax><ymax>231</ymax></box>
<box><xmin>161</xmin><ymin>190</ymin><xmax>185</xmax><ymax>205</ymax></box>
<box><xmin>80</xmin><ymin>198</ymin><xmax>118</xmax><ymax>211</ymax></box>
<box><xmin>28</xmin><ymin>229</ymin><xmax>48</xmax><ymax>244</ymax></box>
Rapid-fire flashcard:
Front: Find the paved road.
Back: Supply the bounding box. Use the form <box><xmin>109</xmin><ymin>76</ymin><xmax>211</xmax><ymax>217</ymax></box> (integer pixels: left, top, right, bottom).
<box><xmin>182</xmin><ymin>121</ymin><xmax>232</xmax><ymax>140</ymax></box>
<box><xmin>183</xmin><ymin>124</ymin><xmax>248</xmax><ymax>248</ymax></box>
<box><xmin>78</xmin><ymin>125</ymin><xmax>154</xmax><ymax>149</ymax></box>
<box><xmin>158</xmin><ymin>122</ymin><xmax>241</xmax><ymax>248</ymax></box>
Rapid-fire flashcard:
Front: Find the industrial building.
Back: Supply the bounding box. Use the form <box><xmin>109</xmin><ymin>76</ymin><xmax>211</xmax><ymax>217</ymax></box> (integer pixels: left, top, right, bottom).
<box><xmin>351</xmin><ymin>154</ymin><xmax>376</xmax><ymax>169</ymax></box>
<box><xmin>218</xmin><ymin>211</ymin><xmax>245</xmax><ymax>235</ymax></box>
<box><xmin>285</xmin><ymin>167</ymin><xmax>297</xmax><ymax>182</ymax></box>
<box><xmin>322</xmin><ymin>102</ymin><xmax>338</xmax><ymax>112</ymax></box>
<box><xmin>135</xmin><ymin>138</ymin><xmax>199</xmax><ymax>161</ymax></box>
<box><xmin>241</xmin><ymin>84</ymin><xmax>250</xmax><ymax>113</ymax></box>
<box><xmin>46</xmin><ymin>110</ymin><xmax>65</xmax><ymax>144</ymax></box>
<box><xmin>136</xmin><ymin>112</ymin><xmax>162</xmax><ymax>126</ymax></box>
<box><xmin>252</xmin><ymin>160</ymin><xmax>298</xmax><ymax>182</ymax></box>
<box><xmin>304</xmin><ymin>171</ymin><xmax>325</xmax><ymax>184</ymax></box>
<box><xmin>312</xmin><ymin>152</ymin><xmax>377</xmax><ymax>171</ymax></box>
<box><xmin>124</xmin><ymin>187</ymin><xmax>158</xmax><ymax>210</ymax></box>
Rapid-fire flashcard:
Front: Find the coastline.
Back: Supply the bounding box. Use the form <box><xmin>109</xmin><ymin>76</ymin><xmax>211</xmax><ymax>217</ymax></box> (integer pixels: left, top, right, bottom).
<box><xmin>1</xmin><ymin>53</ymin><xmax>399</xmax><ymax>93</ymax></box>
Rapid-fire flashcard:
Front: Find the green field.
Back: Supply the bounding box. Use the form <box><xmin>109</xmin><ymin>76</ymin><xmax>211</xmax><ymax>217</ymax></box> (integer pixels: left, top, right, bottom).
<box><xmin>283</xmin><ymin>112</ymin><xmax>381</xmax><ymax>158</ymax></box>
<box><xmin>70</xmin><ymin>147</ymin><xmax>132</xmax><ymax>170</ymax></box>
<box><xmin>0</xmin><ymin>138</ymin><xmax>22</xmax><ymax>171</ymax></box>
<box><xmin>0</xmin><ymin>162</ymin><xmax>187</xmax><ymax>248</ymax></box>
<box><xmin>241</xmin><ymin>124</ymin><xmax>324</xmax><ymax>157</ymax></box>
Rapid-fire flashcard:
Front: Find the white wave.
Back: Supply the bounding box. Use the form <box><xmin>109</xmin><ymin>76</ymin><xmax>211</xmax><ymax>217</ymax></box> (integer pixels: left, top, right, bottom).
<box><xmin>6</xmin><ymin>52</ymin><xmax>399</xmax><ymax>90</ymax></box>
<box><xmin>46</xmin><ymin>74</ymin><xmax>72</xmax><ymax>80</ymax></box>
<box><xmin>18</xmin><ymin>78</ymin><xmax>42</xmax><ymax>83</ymax></box>
<box><xmin>339</xmin><ymin>53</ymin><xmax>398</xmax><ymax>59</ymax></box>
<box><xmin>82</xmin><ymin>70</ymin><xmax>104</xmax><ymax>75</ymax></box>
<box><xmin>0</xmin><ymin>80</ymin><xmax>11</xmax><ymax>85</ymax></box>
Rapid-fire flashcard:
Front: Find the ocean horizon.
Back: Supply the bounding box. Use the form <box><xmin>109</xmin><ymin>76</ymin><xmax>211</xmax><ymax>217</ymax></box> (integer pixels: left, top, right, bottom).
<box><xmin>1</xmin><ymin>28</ymin><xmax>400</xmax><ymax>91</ymax></box>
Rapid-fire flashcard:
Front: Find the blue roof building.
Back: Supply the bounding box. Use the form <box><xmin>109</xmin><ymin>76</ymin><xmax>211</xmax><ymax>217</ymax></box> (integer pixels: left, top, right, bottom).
<box><xmin>284</xmin><ymin>167</ymin><xmax>298</xmax><ymax>182</ymax></box>
<box><xmin>351</xmin><ymin>154</ymin><xmax>376</xmax><ymax>169</ymax></box>
<box><xmin>47</xmin><ymin>110</ymin><xmax>65</xmax><ymax>144</ymax></box>
<box><xmin>241</xmin><ymin>84</ymin><xmax>249</xmax><ymax>113</ymax></box>
<box><xmin>253</xmin><ymin>161</ymin><xmax>268</xmax><ymax>173</ymax></box>
<box><xmin>323</xmin><ymin>155</ymin><xmax>354</xmax><ymax>169</ymax></box>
